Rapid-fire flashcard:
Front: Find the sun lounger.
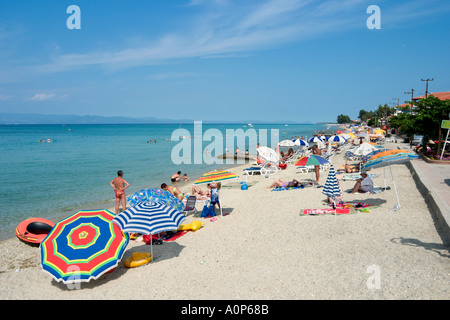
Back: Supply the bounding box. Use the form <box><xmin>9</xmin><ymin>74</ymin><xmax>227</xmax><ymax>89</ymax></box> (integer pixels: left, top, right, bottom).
<box><xmin>182</xmin><ymin>196</ymin><xmax>198</xmax><ymax>216</ymax></box>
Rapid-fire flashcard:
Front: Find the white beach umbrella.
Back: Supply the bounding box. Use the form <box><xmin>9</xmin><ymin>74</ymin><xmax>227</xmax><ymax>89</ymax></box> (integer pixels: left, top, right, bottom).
<box><xmin>279</xmin><ymin>139</ymin><xmax>296</xmax><ymax>147</ymax></box>
<box><xmin>353</xmin><ymin>142</ymin><xmax>377</xmax><ymax>156</ymax></box>
<box><xmin>256</xmin><ymin>146</ymin><xmax>280</xmax><ymax>163</ymax></box>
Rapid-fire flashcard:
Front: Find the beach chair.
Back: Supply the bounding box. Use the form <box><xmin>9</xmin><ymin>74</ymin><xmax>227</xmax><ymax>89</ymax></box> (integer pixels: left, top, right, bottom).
<box><xmin>183</xmin><ymin>196</ymin><xmax>198</xmax><ymax>216</ymax></box>
<box><xmin>243</xmin><ymin>166</ymin><xmax>263</xmax><ymax>176</ymax></box>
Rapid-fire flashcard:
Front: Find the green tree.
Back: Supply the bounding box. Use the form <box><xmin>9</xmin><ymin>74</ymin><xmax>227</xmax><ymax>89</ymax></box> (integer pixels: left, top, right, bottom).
<box><xmin>337</xmin><ymin>114</ymin><xmax>351</xmax><ymax>124</ymax></box>
<box><xmin>358</xmin><ymin>109</ymin><xmax>375</xmax><ymax>122</ymax></box>
<box><xmin>414</xmin><ymin>96</ymin><xmax>450</xmax><ymax>153</ymax></box>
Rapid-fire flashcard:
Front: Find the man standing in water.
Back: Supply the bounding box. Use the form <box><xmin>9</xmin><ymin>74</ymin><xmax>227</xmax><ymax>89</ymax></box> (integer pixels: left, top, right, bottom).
<box><xmin>110</xmin><ymin>170</ymin><xmax>130</xmax><ymax>215</ymax></box>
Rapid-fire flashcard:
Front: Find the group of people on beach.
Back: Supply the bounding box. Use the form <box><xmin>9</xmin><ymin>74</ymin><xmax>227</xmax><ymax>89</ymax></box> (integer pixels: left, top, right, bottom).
<box><xmin>269</xmin><ymin>140</ymin><xmax>374</xmax><ymax>205</ymax></box>
<box><xmin>109</xmin><ymin>169</ymin><xmax>221</xmax><ymax>215</ymax></box>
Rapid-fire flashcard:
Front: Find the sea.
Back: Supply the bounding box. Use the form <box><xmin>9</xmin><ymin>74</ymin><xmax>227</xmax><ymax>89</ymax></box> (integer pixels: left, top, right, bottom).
<box><xmin>0</xmin><ymin>122</ymin><xmax>332</xmax><ymax>241</ymax></box>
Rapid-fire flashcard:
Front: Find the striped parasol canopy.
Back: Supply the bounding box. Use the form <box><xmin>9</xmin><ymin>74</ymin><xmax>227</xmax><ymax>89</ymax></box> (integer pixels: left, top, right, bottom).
<box><xmin>328</xmin><ymin>135</ymin><xmax>347</xmax><ymax>144</ymax></box>
<box><xmin>295</xmin><ymin>154</ymin><xmax>329</xmax><ymax>167</ymax></box>
<box><xmin>193</xmin><ymin>170</ymin><xmax>239</xmax><ymax>185</ymax></box>
<box><xmin>308</xmin><ymin>136</ymin><xmax>323</xmax><ymax>143</ymax></box>
<box><xmin>362</xmin><ymin>149</ymin><xmax>418</xmax><ymax>211</ymax></box>
<box><xmin>322</xmin><ymin>164</ymin><xmax>341</xmax><ymax>199</ymax></box>
<box><xmin>127</xmin><ymin>188</ymin><xmax>184</xmax><ymax>211</ymax></box>
<box><xmin>363</xmin><ymin>149</ymin><xmax>418</xmax><ymax>169</ymax></box>
<box><xmin>293</xmin><ymin>139</ymin><xmax>309</xmax><ymax>147</ymax></box>
<box><xmin>113</xmin><ymin>201</ymin><xmax>186</xmax><ymax>235</ymax></box>
<box><xmin>40</xmin><ymin>209</ymin><xmax>129</xmax><ymax>284</ymax></box>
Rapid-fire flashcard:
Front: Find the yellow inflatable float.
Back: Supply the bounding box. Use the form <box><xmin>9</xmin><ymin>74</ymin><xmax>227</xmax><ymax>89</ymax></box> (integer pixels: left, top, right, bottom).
<box><xmin>177</xmin><ymin>220</ymin><xmax>203</xmax><ymax>232</ymax></box>
<box><xmin>124</xmin><ymin>252</ymin><xmax>152</xmax><ymax>268</ymax></box>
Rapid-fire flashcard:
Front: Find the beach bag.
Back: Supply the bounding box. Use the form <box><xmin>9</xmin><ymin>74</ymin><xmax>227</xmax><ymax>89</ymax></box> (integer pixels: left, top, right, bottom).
<box><xmin>201</xmin><ymin>203</ymin><xmax>216</xmax><ymax>218</ymax></box>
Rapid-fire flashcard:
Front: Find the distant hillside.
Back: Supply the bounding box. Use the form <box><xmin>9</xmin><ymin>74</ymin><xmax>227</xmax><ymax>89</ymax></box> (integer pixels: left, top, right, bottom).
<box><xmin>0</xmin><ymin>113</ymin><xmax>191</xmax><ymax>125</ymax></box>
<box><xmin>0</xmin><ymin>113</ymin><xmax>316</xmax><ymax>125</ymax></box>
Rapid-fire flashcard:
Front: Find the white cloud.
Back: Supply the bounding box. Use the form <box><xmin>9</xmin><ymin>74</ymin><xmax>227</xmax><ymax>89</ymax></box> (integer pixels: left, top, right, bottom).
<box><xmin>30</xmin><ymin>93</ymin><xmax>56</xmax><ymax>101</ymax></box>
<box><xmin>27</xmin><ymin>0</ymin><xmax>450</xmax><ymax>74</ymax></box>
<box><xmin>0</xmin><ymin>94</ymin><xmax>12</xmax><ymax>100</ymax></box>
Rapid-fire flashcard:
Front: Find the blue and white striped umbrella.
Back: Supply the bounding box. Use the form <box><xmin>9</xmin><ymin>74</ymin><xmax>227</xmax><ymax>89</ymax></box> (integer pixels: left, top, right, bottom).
<box><xmin>328</xmin><ymin>135</ymin><xmax>347</xmax><ymax>143</ymax></box>
<box><xmin>308</xmin><ymin>136</ymin><xmax>323</xmax><ymax>143</ymax></box>
<box><xmin>293</xmin><ymin>139</ymin><xmax>309</xmax><ymax>147</ymax></box>
<box><xmin>322</xmin><ymin>164</ymin><xmax>341</xmax><ymax>199</ymax></box>
<box><xmin>112</xmin><ymin>201</ymin><xmax>186</xmax><ymax>235</ymax></box>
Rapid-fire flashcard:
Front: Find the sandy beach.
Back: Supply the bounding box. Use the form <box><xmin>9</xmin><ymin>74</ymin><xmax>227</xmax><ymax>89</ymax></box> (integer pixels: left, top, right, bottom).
<box><xmin>1</xmin><ymin>140</ymin><xmax>449</xmax><ymax>300</ymax></box>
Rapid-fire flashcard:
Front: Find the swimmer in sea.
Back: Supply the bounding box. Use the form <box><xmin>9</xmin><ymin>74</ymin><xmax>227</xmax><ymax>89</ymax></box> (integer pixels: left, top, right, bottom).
<box><xmin>110</xmin><ymin>170</ymin><xmax>130</xmax><ymax>215</ymax></box>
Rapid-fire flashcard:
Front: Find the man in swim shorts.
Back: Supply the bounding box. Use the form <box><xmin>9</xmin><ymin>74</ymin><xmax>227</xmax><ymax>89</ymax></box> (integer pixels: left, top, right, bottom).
<box><xmin>171</xmin><ymin>171</ymin><xmax>182</xmax><ymax>182</ymax></box>
<box><xmin>110</xmin><ymin>170</ymin><xmax>130</xmax><ymax>215</ymax></box>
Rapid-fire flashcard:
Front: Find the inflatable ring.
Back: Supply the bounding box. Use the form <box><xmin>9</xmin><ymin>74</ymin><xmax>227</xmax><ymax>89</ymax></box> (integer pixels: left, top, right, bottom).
<box><xmin>15</xmin><ymin>218</ymin><xmax>55</xmax><ymax>245</ymax></box>
<box><xmin>124</xmin><ymin>252</ymin><xmax>152</xmax><ymax>268</ymax></box>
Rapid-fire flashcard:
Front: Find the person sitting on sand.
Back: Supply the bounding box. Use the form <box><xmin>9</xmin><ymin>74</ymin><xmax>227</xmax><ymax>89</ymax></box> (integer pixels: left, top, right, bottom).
<box><xmin>171</xmin><ymin>171</ymin><xmax>182</xmax><ymax>182</ymax></box>
<box><xmin>269</xmin><ymin>178</ymin><xmax>301</xmax><ymax>189</ymax></box>
<box><xmin>348</xmin><ymin>172</ymin><xmax>373</xmax><ymax>194</ymax></box>
<box><xmin>183</xmin><ymin>173</ymin><xmax>189</xmax><ymax>182</ymax></box>
<box><xmin>161</xmin><ymin>183</ymin><xmax>185</xmax><ymax>201</ymax></box>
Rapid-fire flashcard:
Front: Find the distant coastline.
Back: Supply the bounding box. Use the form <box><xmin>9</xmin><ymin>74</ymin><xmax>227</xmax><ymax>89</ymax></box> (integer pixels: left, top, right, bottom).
<box><xmin>0</xmin><ymin>113</ymin><xmax>322</xmax><ymax>125</ymax></box>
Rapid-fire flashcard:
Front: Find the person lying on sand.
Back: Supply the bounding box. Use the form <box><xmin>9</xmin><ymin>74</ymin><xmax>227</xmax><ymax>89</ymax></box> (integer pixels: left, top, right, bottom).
<box><xmin>192</xmin><ymin>185</ymin><xmax>209</xmax><ymax>200</ymax></box>
<box><xmin>268</xmin><ymin>178</ymin><xmax>301</xmax><ymax>189</ymax></box>
<box><xmin>345</xmin><ymin>160</ymin><xmax>360</xmax><ymax>173</ymax></box>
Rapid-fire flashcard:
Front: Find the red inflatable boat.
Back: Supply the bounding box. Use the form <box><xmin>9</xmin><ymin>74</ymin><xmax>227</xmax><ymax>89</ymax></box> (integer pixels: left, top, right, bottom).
<box><xmin>15</xmin><ymin>218</ymin><xmax>55</xmax><ymax>245</ymax></box>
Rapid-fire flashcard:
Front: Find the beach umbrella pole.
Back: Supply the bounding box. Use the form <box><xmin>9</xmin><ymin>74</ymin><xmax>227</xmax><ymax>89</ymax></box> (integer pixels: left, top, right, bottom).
<box><xmin>389</xmin><ymin>163</ymin><xmax>401</xmax><ymax>211</ymax></box>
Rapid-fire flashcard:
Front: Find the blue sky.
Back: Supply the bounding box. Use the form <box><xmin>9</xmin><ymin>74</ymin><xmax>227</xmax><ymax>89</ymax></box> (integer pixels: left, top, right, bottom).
<box><xmin>0</xmin><ymin>0</ymin><xmax>449</xmax><ymax>123</ymax></box>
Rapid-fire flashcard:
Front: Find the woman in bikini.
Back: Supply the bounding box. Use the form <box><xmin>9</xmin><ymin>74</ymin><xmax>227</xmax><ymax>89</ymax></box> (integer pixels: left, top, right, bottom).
<box><xmin>161</xmin><ymin>183</ymin><xmax>185</xmax><ymax>201</ymax></box>
<box><xmin>268</xmin><ymin>178</ymin><xmax>301</xmax><ymax>189</ymax></box>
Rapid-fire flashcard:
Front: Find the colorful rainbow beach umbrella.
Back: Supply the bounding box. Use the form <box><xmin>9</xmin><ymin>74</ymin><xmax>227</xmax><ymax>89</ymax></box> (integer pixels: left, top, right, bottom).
<box><xmin>362</xmin><ymin>149</ymin><xmax>418</xmax><ymax>211</ymax></box>
<box><xmin>295</xmin><ymin>154</ymin><xmax>329</xmax><ymax>167</ymax></box>
<box><xmin>193</xmin><ymin>170</ymin><xmax>239</xmax><ymax>185</ymax></box>
<box><xmin>40</xmin><ymin>209</ymin><xmax>129</xmax><ymax>284</ymax></box>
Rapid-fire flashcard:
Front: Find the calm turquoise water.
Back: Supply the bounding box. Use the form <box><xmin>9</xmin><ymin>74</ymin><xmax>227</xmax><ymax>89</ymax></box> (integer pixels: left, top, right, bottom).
<box><xmin>0</xmin><ymin>123</ymin><xmax>329</xmax><ymax>240</ymax></box>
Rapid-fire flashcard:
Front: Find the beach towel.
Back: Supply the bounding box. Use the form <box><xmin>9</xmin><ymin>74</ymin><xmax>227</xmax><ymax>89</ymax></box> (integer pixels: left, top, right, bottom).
<box><xmin>328</xmin><ymin>202</ymin><xmax>371</xmax><ymax>209</ymax></box>
<box><xmin>344</xmin><ymin>186</ymin><xmax>386</xmax><ymax>194</ymax></box>
<box><xmin>338</xmin><ymin>173</ymin><xmax>377</xmax><ymax>181</ymax></box>
<box><xmin>271</xmin><ymin>183</ymin><xmax>313</xmax><ymax>191</ymax></box>
<box><xmin>161</xmin><ymin>230</ymin><xmax>189</xmax><ymax>242</ymax></box>
<box><xmin>301</xmin><ymin>208</ymin><xmax>351</xmax><ymax>215</ymax></box>
<box><xmin>271</xmin><ymin>186</ymin><xmax>301</xmax><ymax>191</ymax></box>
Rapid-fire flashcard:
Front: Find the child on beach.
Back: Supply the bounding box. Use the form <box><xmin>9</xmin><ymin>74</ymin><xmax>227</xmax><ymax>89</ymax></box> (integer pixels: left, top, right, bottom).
<box><xmin>209</xmin><ymin>182</ymin><xmax>220</xmax><ymax>213</ymax></box>
<box><xmin>110</xmin><ymin>170</ymin><xmax>130</xmax><ymax>215</ymax></box>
